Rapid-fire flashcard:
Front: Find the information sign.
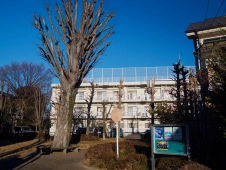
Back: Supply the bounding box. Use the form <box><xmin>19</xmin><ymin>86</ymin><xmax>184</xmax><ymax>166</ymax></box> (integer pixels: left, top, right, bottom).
<box><xmin>151</xmin><ymin>124</ymin><xmax>189</xmax><ymax>156</ymax></box>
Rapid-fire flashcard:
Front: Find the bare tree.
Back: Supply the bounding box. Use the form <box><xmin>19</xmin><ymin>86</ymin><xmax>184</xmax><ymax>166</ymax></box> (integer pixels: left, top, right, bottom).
<box><xmin>101</xmin><ymin>100</ymin><xmax>113</xmax><ymax>140</ymax></box>
<box><xmin>33</xmin><ymin>86</ymin><xmax>51</xmax><ymax>141</ymax></box>
<box><xmin>146</xmin><ymin>78</ymin><xmax>156</xmax><ymax>124</ymax></box>
<box><xmin>84</xmin><ymin>81</ymin><xmax>98</xmax><ymax>135</ymax></box>
<box><xmin>72</xmin><ymin>107</ymin><xmax>85</xmax><ymax>133</ymax></box>
<box><xmin>15</xmin><ymin>86</ymin><xmax>35</xmax><ymax>126</ymax></box>
<box><xmin>0</xmin><ymin>76</ymin><xmax>9</xmax><ymax>134</ymax></box>
<box><xmin>33</xmin><ymin>0</ymin><xmax>114</xmax><ymax>148</ymax></box>
<box><xmin>116</xmin><ymin>79</ymin><xmax>123</xmax><ymax>138</ymax></box>
<box><xmin>1</xmin><ymin>62</ymin><xmax>52</xmax><ymax>95</ymax></box>
<box><xmin>0</xmin><ymin>62</ymin><xmax>52</xmax><ymax>127</ymax></box>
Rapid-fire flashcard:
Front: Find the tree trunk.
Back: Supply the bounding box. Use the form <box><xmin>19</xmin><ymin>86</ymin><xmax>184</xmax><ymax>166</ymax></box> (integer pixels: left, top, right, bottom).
<box><xmin>102</xmin><ymin>108</ymin><xmax>106</xmax><ymax>140</ymax></box>
<box><xmin>52</xmin><ymin>85</ymin><xmax>77</xmax><ymax>148</ymax></box>
<box><xmin>38</xmin><ymin>123</ymin><xmax>42</xmax><ymax>141</ymax></box>
<box><xmin>103</xmin><ymin>117</ymin><xmax>106</xmax><ymax>140</ymax></box>
<box><xmin>86</xmin><ymin>115</ymin><xmax>91</xmax><ymax>135</ymax></box>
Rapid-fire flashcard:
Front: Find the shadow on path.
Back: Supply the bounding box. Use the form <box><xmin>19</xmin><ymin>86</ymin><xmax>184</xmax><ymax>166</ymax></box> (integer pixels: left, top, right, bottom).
<box><xmin>0</xmin><ymin>152</ymin><xmax>41</xmax><ymax>170</ymax></box>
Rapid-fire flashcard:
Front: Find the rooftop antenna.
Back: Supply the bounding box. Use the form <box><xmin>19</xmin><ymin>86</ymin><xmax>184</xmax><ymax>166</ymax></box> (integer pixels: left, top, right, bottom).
<box><xmin>177</xmin><ymin>54</ymin><xmax>182</xmax><ymax>67</ymax></box>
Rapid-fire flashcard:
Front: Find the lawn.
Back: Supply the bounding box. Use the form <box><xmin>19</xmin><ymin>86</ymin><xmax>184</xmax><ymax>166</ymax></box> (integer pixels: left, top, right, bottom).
<box><xmin>0</xmin><ymin>137</ymin><xmax>124</xmax><ymax>158</ymax></box>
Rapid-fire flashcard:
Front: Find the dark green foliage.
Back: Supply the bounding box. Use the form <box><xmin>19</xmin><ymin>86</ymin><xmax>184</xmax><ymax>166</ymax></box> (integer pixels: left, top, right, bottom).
<box><xmin>206</xmin><ymin>46</ymin><xmax>226</xmax><ymax>122</ymax></box>
<box><xmin>157</xmin><ymin>156</ymin><xmax>188</xmax><ymax>170</ymax></box>
<box><xmin>197</xmin><ymin>46</ymin><xmax>226</xmax><ymax>169</ymax></box>
<box><xmin>85</xmin><ymin>140</ymin><xmax>150</xmax><ymax>170</ymax></box>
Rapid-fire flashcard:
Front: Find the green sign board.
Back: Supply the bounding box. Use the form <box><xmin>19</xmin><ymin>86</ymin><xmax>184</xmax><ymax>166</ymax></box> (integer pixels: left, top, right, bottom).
<box><xmin>151</xmin><ymin>124</ymin><xmax>189</xmax><ymax>156</ymax></box>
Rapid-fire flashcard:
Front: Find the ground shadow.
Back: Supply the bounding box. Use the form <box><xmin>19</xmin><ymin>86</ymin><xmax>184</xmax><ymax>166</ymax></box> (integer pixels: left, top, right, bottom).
<box><xmin>0</xmin><ymin>140</ymin><xmax>43</xmax><ymax>158</ymax></box>
<box><xmin>0</xmin><ymin>152</ymin><xmax>41</xmax><ymax>170</ymax></box>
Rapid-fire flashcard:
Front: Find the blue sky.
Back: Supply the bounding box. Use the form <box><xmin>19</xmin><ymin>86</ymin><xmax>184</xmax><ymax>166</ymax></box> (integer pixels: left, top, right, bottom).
<box><xmin>0</xmin><ymin>0</ymin><xmax>225</xmax><ymax>71</ymax></box>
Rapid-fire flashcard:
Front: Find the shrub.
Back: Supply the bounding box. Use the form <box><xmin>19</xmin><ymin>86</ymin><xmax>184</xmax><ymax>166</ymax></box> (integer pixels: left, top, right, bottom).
<box><xmin>80</xmin><ymin>134</ymin><xmax>99</xmax><ymax>141</ymax></box>
<box><xmin>115</xmin><ymin>153</ymin><xmax>149</xmax><ymax>170</ymax></box>
<box><xmin>157</xmin><ymin>156</ymin><xmax>188</xmax><ymax>170</ymax></box>
<box><xmin>84</xmin><ymin>140</ymin><xmax>151</xmax><ymax>170</ymax></box>
<box><xmin>70</xmin><ymin>134</ymin><xmax>99</xmax><ymax>143</ymax></box>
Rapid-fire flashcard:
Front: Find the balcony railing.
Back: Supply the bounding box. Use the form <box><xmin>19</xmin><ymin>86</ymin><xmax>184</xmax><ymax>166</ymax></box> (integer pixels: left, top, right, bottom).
<box><xmin>75</xmin><ymin>94</ymin><xmax>175</xmax><ymax>102</ymax></box>
<box><xmin>90</xmin><ymin>111</ymin><xmax>150</xmax><ymax>117</ymax></box>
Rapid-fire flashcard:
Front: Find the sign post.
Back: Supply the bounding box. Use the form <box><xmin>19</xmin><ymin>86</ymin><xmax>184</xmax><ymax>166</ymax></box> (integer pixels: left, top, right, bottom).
<box><xmin>151</xmin><ymin>124</ymin><xmax>190</xmax><ymax>170</ymax></box>
<box><xmin>111</xmin><ymin>108</ymin><xmax>122</xmax><ymax>159</ymax></box>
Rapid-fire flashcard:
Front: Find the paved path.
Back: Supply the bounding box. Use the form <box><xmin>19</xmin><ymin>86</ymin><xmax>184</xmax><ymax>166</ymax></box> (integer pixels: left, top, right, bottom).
<box><xmin>20</xmin><ymin>149</ymin><xmax>95</xmax><ymax>170</ymax></box>
<box><xmin>0</xmin><ymin>149</ymin><xmax>96</xmax><ymax>170</ymax></box>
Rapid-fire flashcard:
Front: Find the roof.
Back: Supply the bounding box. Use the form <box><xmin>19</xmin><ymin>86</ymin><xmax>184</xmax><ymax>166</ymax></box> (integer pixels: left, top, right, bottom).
<box><xmin>185</xmin><ymin>16</ymin><xmax>226</xmax><ymax>33</ymax></box>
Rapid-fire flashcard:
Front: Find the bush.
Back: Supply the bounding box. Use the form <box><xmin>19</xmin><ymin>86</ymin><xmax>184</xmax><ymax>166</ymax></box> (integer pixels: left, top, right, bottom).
<box><xmin>157</xmin><ymin>156</ymin><xmax>188</xmax><ymax>170</ymax></box>
<box><xmin>80</xmin><ymin>134</ymin><xmax>99</xmax><ymax>141</ymax></box>
<box><xmin>70</xmin><ymin>134</ymin><xmax>99</xmax><ymax>143</ymax></box>
<box><xmin>115</xmin><ymin>153</ymin><xmax>149</xmax><ymax>170</ymax></box>
<box><xmin>84</xmin><ymin>140</ymin><xmax>151</xmax><ymax>170</ymax></box>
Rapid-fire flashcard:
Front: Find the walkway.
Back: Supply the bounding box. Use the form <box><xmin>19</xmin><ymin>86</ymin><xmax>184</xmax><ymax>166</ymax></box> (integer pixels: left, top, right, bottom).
<box><xmin>1</xmin><ymin>149</ymin><xmax>96</xmax><ymax>170</ymax></box>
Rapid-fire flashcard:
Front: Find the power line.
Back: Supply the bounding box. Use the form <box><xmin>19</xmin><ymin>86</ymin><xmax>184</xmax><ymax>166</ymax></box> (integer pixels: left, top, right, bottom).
<box><xmin>211</xmin><ymin>0</ymin><xmax>225</xmax><ymax>25</ymax></box>
<box><xmin>202</xmin><ymin>0</ymin><xmax>211</xmax><ymax>28</ymax></box>
<box><xmin>196</xmin><ymin>0</ymin><xmax>226</xmax><ymax>70</ymax></box>
<box><xmin>199</xmin><ymin>0</ymin><xmax>225</xmax><ymax>40</ymax></box>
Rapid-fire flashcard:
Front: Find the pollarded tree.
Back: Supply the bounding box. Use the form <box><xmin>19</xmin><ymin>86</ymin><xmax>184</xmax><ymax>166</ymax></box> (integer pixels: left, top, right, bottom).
<box><xmin>158</xmin><ymin>61</ymin><xmax>201</xmax><ymax>124</ymax></box>
<box><xmin>101</xmin><ymin>100</ymin><xmax>113</xmax><ymax>140</ymax></box>
<box><xmin>146</xmin><ymin>78</ymin><xmax>156</xmax><ymax>124</ymax></box>
<box><xmin>84</xmin><ymin>81</ymin><xmax>98</xmax><ymax>135</ymax></box>
<box><xmin>116</xmin><ymin>78</ymin><xmax>123</xmax><ymax>138</ymax></box>
<box><xmin>33</xmin><ymin>0</ymin><xmax>114</xmax><ymax>148</ymax></box>
<box><xmin>170</xmin><ymin>61</ymin><xmax>189</xmax><ymax>122</ymax></box>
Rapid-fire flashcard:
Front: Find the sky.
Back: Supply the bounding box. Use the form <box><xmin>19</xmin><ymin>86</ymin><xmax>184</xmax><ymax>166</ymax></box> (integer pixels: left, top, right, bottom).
<box><xmin>0</xmin><ymin>0</ymin><xmax>225</xmax><ymax>76</ymax></box>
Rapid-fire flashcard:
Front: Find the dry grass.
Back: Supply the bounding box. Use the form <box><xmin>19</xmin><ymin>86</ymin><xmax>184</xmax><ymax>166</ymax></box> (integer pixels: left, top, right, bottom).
<box><xmin>0</xmin><ymin>137</ymin><xmax>123</xmax><ymax>158</ymax></box>
<box><xmin>0</xmin><ymin>139</ymin><xmax>52</xmax><ymax>160</ymax></box>
<box><xmin>78</xmin><ymin>138</ymin><xmax>124</xmax><ymax>149</ymax></box>
<box><xmin>0</xmin><ymin>139</ymin><xmax>38</xmax><ymax>154</ymax></box>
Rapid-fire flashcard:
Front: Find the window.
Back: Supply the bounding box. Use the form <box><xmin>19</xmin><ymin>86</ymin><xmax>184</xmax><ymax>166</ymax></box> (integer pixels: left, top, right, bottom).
<box><xmin>161</xmin><ymin>89</ymin><xmax>173</xmax><ymax>100</ymax></box>
<box><xmin>97</xmin><ymin>107</ymin><xmax>103</xmax><ymax>116</ymax></box>
<box><xmin>97</xmin><ymin>91</ymin><xmax>107</xmax><ymax>100</ymax></box>
<box><xmin>128</xmin><ymin>122</ymin><xmax>135</xmax><ymax>128</ymax></box>
<box><xmin>142</xmin><ymin>106</ymin><xmax>149</xmax><ymax>117</ymax></box>
<box><xmin>120</xmin><ymin>123</ymin><xmax>124</xmax><ymax>128</ymax></box>
<box><xmin>73</xmin><ymin>107</ymin><xmax>85</xmax><ymax>118</ymax></box>
<box><xmin>77</xmin><ymin>92</ymin><xmax>84</xmax><ymax>100</ymax></box>
<box><xmin>128</xmin><ymin>91</ymin><xmax>137</xmax><ymax>99</ymax></box>
<box><xmin>128</xmin><ymin>106</ymin><xmax>137</xmax><ymax>116</ymax></box>
<box><xmin>113</xmin><ymin>91</ymin><xmax>119</xmax><ymax>100</ymax></box>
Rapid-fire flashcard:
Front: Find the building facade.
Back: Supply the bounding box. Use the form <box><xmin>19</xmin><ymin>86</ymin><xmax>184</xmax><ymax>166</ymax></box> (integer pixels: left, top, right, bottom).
<box><xmin>50</xmin><ymin>66</ymin><xmax>195</xmax><ymax>136</ymax></box>
<box><xmin>185</xmin><ymin>16</ymin><xmax>226</xmax><ymax>71</ymax></box>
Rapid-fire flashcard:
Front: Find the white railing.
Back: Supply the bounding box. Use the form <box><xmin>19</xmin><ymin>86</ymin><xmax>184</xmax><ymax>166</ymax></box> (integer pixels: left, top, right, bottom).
<box><xmin>83</xmin><ymin>66</ymin><xmax>195</xmax><ymax>83</ymax></box>
<box><xmin>75</xmin><ymin>94</ymin><xmax>175</xmax><ymax>101</ymax></box>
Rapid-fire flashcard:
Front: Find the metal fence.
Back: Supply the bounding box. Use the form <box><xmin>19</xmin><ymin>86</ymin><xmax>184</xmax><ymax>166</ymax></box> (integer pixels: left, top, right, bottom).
<box><xmin>84</xmin><ymin>66</ymin><xmax>195</xmax><ymax>83</ymax></box>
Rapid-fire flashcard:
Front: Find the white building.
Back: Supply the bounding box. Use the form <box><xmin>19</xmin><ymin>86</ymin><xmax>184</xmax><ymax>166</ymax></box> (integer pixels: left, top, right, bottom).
<box><xmin>50</xmin><ymin>66</ymin><xmax>195</xmax><ymax>136</ymax></box>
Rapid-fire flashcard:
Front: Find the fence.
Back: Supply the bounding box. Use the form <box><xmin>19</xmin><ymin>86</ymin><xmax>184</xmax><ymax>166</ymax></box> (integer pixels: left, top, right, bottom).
<box><xmin>84</xmin><ymin>66</ymin><xmax>195</xmax><ymax>83</ymax></box>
